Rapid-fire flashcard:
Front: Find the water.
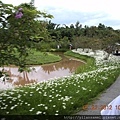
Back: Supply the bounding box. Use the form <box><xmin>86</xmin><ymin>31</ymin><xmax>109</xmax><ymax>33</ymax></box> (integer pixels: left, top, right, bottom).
<box><xmin>0</xmin><ymin>53</ymin><xmax>84</xmax><ymax>90</ymax></box>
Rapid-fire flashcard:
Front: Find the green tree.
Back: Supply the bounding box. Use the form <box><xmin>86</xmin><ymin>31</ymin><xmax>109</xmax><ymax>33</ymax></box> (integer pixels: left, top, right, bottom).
<box><xmin>74</xmin><ymin>21</ymin><xmax>82</xmax><ymax>36</ymax></box>
<box><xmin>0</xmin><ymin>1</ymin><xmax>53</xmax><ymax>75</ymax></box>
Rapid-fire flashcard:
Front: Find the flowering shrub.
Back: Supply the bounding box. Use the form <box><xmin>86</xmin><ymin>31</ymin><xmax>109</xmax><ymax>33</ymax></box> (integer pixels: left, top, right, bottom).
<box><xmin>15</xmin><ymin>8</ymin><xmax>23</xmax><ymax>19</ymax></box>
<box><xmin>0</xmin><ymin>1</ymin><xmax>53</xmax><ymax>73</ymax></box>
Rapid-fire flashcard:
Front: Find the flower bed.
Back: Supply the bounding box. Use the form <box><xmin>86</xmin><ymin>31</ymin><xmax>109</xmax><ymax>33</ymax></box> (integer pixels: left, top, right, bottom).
<box><xmin>0</xmin><ymin>49</ymin><xmax>119</xmax><ymax>115</ymax></box>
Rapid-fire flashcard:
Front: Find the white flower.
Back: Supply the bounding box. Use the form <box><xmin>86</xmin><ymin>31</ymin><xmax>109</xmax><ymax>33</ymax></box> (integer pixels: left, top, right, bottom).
<box><xmin>9</xmin><ymin>92</ymin><xmax>14</xmax><ymax>95</ymax></box>
<box><xmin>5</xmin><ymin>104</ymin><xmax>8</xmax><ymax>107</ymax></box>
<box><xmin>64</xmin><ymin>96</ymin><xmax>71</xmax><ymax>101</ymax></box>
<box><xmin>9</xmin><ymin>101</ymin><xmax>12</xmax><ymax>103</ymax></box>
<box><xmin>36</xmin><ymin>88</ymin><xmax>40</xmax><ymax>91</ymax></box>
<box><xmin>49</xmin><ymin>100</ymin><xmax>52</xmax><ymax>102</ymax></box>
<box><xmin>38</xmin><ymin>104</ymin><xmax>41</xmax><ymax>106</ymax></box>
<box><xmin>63</xmin><ymin>105</ymin><xmax>66</xmax><ymax>109</ymax></box>
<box><xmin>43</xmin><ymin>112</ymin><xmax>46</xmax><ymax>114</ymax></box>
<box><xmin>49</xmin><ymin>95</ymin><xmax>52</xmax><ymax>97</ymax></box>
<box><xmin>45</xmin><ymin>106</ymin><xmax>48</xmax><ymax>110</ymax></box>
<box><xmin>27</xmin><ymin>104</ymin><xmax>30</xmax><ymax>106</ymax></box>
<box><xmin>82</xmin><ymin>87</ymin><xmax>87</xmax><ymax>90</ymax></box>
<box><xmin>55</xmin><ymin>114</ymin><xmax>59</xmax><ymax>115</ymax></box>
<box><xmin>76</xmin><ymin>90</ymin><xmax>79</xmax><ymax>93</ymax></box>
<box><xmin>43</xmin><ymin>92</ymin><xmax>47</xmax><ymax>96</ymax></box>
<box><xmin>29</xmin><ymin>108</ymin><xmax>34</xmax><ymax>112</ymax></box>
<box><xmin>17</xmin><ymin>94</ymin><xmax>21</xmax><ymax>98</ymax></box>
<box><xmin>36</xmin><ymin>111</ymin><xmax>42</xmax><ymax>115</ymax></box>
<box><xmin>53</xmin><ymin>105</ymin><xmax>56</xmax><ymax>107</ymax></box>
<box><xmin>20</xmin><ymin>103</ymin><xmax>23</xmax><ymax>105</ymax></box>
<box><xmin>10</xmin><ymin>106</ymin><xmax>15</xmax><ymax>110</ymax></box>
<box><xmin>56</xmin><ymin>94</ymin><xmax>59</xmax><ymax>97</ymax></box>
<box><xmin>102</xmin><ymin>76</ymin><xmax>107</xmax><ymax>80</ymax></box>
<box><xmin>6</xmin><ymin>112</ymin><xmax>9</xmax><ymax>114</ymax></box>
<box><xmin>62</xmin><ymin>102</ymin><xmax>66</xmax><ymax>105</ymax></box>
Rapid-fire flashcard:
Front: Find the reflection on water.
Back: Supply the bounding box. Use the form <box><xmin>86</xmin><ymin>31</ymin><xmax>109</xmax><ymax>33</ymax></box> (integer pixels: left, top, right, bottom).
<box><xmin>0</xmin><ymin>53</ymin><xmax>84</xmax><ymax>90</ymax></box>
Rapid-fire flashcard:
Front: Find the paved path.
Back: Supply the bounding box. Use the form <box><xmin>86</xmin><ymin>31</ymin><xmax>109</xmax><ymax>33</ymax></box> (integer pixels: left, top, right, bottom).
<box><xmin>76</xmin><ymin>75</ymin><xmax>120</xmax><ymax>115</ymax></box>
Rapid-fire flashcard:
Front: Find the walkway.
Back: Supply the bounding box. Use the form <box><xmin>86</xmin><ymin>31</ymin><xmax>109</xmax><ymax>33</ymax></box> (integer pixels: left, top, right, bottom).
<box><xmin>76</xmin><ymin>75</ymin><xmax>120</xmax><ymax>115</ymax></box>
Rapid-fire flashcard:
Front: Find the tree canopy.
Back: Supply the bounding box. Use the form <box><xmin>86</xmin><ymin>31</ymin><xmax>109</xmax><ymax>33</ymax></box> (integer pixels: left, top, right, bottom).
<box><xmin>46</xmin><ymin>21</ymin><xmax>120</xmax><ymax>51</ymax></box>
<box><xmin>0</xmin><ymin>1</ymin><xmax>53</xmax><ymax>74</ymax></box>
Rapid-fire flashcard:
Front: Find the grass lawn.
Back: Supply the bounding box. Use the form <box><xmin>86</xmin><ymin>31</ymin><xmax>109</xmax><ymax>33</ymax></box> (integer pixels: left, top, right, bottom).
<box><xmin>64</xmin><ymin>51</ymin><xmax>96</xmax><ymax>73</ymax></box>
<box><xmin>0</xmin><ymin>49</ymin><xmax>120</xmax><ymax>116</ymax></box>
<box><xmin>25</xmin><ymin>49</ymin><xmax>62</xmax><ymax>65</ymax></box>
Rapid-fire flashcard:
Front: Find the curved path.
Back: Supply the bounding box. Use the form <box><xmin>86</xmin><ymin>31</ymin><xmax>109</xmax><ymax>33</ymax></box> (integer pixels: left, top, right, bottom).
<box><xmin>76</xmin><ymin>75</ymin><xmax>120</xmax><ymax>115</ymax></box>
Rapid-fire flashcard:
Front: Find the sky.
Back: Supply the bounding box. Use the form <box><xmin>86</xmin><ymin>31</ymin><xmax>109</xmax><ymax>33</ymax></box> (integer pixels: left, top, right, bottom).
<box><xmin>2</xmin><ymin>0</ymin><xmax>120</xmax><ymax>30</ymax></box>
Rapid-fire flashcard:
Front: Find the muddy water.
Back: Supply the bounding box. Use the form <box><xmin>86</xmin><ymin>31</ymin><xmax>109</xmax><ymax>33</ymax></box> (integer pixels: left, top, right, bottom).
<box><xmin>0</xmin><ymin>53</ymin><xmax>84</xmax><ymax>90</ymax></box>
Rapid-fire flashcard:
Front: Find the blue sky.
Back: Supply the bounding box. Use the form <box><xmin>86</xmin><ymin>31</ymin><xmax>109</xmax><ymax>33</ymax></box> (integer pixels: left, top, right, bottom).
<box><xmin>2</xmin><ymin>0</ymin><xmax>120</xmax><ymax>30</ymax></box>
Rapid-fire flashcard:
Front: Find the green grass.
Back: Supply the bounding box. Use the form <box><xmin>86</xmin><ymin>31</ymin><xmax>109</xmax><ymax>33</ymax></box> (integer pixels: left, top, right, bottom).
<box><xmin>64</xmin><ymin>51</ymin><xmax>96</xmax><ymax>73</ymax></box>
<box><xmin>25</xmin><ymin>49</ymin><xmax>62</xmax><ymax>65</ymax></box>
<box><xmin>0</xmin><ymin>50</ymin><xmax>120</xmax><ymax>116</ymax></box>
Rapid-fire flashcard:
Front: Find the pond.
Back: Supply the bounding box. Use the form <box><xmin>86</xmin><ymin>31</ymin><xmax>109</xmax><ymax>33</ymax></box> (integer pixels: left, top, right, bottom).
<box><xmin>0</xmin><ymin>52</ymin><xmax>85</xmax><ymax>90</ymax></box>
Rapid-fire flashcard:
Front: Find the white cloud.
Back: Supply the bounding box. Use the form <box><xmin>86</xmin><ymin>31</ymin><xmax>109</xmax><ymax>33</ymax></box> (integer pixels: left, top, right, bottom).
<box><xmin>1</xmin><ymin>0</ymin><xmax>30</xmax><ymax>6</ymax></box>
<box><xmin>1</xmin><ymin>0</ymin><xmax>120</xmax><ymax>29</ymax></box>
